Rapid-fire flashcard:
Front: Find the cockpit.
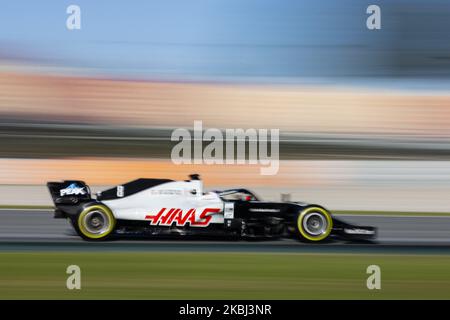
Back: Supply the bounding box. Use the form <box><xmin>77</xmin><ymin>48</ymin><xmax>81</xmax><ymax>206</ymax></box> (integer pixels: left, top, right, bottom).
<box><xmin>217</xmin><ymin>189</ymin><xmax>259</xmax><ymax>201</ymax></box>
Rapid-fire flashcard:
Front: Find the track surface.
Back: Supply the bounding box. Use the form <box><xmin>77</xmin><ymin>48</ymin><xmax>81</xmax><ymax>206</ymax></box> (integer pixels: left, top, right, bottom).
<box><xmin>1</xmin><ymin>209</ymin><xmax>450</xmax><ymax>253</ymax></box>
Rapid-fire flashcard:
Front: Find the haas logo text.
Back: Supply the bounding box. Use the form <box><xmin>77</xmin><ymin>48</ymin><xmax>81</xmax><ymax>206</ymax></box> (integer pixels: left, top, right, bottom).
<box><xmin>145</xmin><ymin>208</ymin><xmax>220</xmax><ymax>227</ymax></box>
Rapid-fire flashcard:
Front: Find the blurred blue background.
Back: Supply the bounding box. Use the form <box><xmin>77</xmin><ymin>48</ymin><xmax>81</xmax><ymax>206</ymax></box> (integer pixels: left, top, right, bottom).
<box><xmin>0</xmin><ymin>0</ymin><xmax>449</xmax><ymax>82</ymax></box>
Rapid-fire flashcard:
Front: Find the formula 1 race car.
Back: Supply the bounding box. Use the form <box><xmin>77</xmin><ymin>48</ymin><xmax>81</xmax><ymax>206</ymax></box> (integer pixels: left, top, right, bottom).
<box><xmin>47</xmin><ymin>174</ymin><xmax>376</xmax><ymax>242</ymax></box>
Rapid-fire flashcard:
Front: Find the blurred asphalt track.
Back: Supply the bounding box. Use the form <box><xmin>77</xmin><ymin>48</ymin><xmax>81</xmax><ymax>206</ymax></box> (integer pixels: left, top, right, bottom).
<box><xmin>1</xmin><ymin>209</ymin><xmax>450</xmax><ymax>253</ymax></box>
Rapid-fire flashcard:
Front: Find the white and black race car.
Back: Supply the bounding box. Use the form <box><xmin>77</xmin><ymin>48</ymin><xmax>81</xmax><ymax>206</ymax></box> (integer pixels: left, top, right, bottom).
<box><xmin>47</xmin><ymin>174</ymin><xmax>376</xmax><ymax>242</ymax></box>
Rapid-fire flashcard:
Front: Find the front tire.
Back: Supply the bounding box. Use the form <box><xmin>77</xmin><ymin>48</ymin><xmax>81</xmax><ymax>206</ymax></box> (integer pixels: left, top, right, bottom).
<box><xmin>296</xmin><ymin>206</ymin><xmax>333</xmax><ymax>242</ymax></box>
<box><xmin>73</xmin><ymin>204</ymin><xmax>116</xmax><ymax>241</ymax></box>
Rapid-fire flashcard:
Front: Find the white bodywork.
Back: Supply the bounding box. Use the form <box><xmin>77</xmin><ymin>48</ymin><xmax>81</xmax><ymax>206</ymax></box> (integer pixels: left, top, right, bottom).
<box><xmin>102</xmin><ymin>180</ymin><xmax>227</xmax><ymax>227</ymax></box>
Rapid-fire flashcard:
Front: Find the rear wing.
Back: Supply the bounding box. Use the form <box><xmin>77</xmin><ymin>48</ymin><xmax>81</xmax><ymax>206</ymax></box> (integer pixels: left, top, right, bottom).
<box><xmin>47</xmin><ymin>180</ymin><xmax>91</xmax><ymax>205</ymax></box>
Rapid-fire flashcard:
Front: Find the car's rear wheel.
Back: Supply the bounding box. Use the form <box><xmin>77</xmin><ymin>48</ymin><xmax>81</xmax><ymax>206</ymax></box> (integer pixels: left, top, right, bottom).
<box><xmin>73</xmin><ymin>204</ymin><xmax>116</xmax><ymax>241</ymax></box>
<box><xmin>296</xmin><ymin>206</ymin><xmax>333</xmax><ymax>242</ymax></box>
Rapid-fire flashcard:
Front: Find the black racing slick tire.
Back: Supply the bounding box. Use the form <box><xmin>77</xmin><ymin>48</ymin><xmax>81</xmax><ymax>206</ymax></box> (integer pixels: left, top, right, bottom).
<box><xmin>72</xmin><ymin>204</ymin><xmax>116</xmax><ymax>241</ymax></box>
<box><xmin>296</xmin><ymin>206</ymin><xmax>333</xmax><ymax>242</ymax></box>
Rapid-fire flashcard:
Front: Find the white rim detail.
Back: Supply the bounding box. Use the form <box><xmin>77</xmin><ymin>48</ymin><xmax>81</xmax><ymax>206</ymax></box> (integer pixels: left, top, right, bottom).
<box><xmin>302</xmin><ymin>212</ymin><xmax>328</xmax><ymax>236</ymax></box>
<box><xmin>82</xmin><ymin>210</ymin><xmax>111</xmax><ymax>235</ymax></box>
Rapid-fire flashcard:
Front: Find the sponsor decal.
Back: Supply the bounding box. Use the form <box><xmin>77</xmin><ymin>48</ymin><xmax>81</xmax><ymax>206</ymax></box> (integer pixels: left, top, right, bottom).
<box><xmin>60</xmin><ymin>183</ymin><xmax>86</xmax><ymax>196</ymax></box>
<box><xmin>344</xmin><ymin>228</ymin><xmax>375</xmax><ymax>235</ymax></box>
<box><xmin>224</xmin><ymin>202</ymin><xmax>234</xmax><ymax>219</ymax></box>
<box><xmin>145</xmin><ymin>208</ymin><xmax>220</xmax><ymax>227</ymax></box>
<box><xmin>150</xmin><ymin>189</ymin><xmax>183</xmax><ymax>195</ymax></box>
<box><xmin>249</xmin><ymin>208</ymin><xmax>280</xmax><ymax>213</ymax></box>
<box><xmin>117</xmin><ymin>185</ymin><xmax>124</xmax><ymax>197</ymax></box>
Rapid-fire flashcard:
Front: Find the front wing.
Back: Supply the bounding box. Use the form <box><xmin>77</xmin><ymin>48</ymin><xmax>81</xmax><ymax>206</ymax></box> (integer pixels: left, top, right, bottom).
<box><xmin>331</xmin><ymin>217</ymin><xmax>377</xmax><ymax>241</ymax></box>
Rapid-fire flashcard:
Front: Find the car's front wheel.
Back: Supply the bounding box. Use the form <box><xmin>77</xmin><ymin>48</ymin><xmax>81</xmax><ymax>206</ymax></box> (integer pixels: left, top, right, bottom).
<box><xmin>72</xmin><ymin>204</ymin><xmax>116</xmax><ymax>241</ymax></box>
<box><xmin>296</xmin><ymin>206</ymin><xmax>333</xmax><ymax>242</ymax></box>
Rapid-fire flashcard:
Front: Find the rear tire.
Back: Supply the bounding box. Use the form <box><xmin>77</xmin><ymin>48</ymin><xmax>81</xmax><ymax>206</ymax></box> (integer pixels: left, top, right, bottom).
<box><xmin>72</xmin><ymin>204</ymin><xmax>116</xmax><ymax>241</ymax></box>
<box><xmin>296</xmin><ymin>206</ymin><xmax>333</xmax><ymax>242</ymax></box>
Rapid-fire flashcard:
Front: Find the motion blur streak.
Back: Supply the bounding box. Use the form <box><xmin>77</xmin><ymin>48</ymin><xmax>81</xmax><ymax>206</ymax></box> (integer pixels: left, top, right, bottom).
<box><xmin>1</xmin><ymin>71</ymin><xmax>450</xmax><ymax>135</ymax></box>
<box><xmin>1</xmin><ymin>158</ymin><xmax>450</xmax><ymax>212</ymax></box>
<box><xmin>0</xmin><ymin>1</ymin><xmax>449</xmax><ymax>215</ymax></box>
<box><xmin>1</xmin><ymin>0</ymin><xmax>450</xmax><ymax>300</ymax></box>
